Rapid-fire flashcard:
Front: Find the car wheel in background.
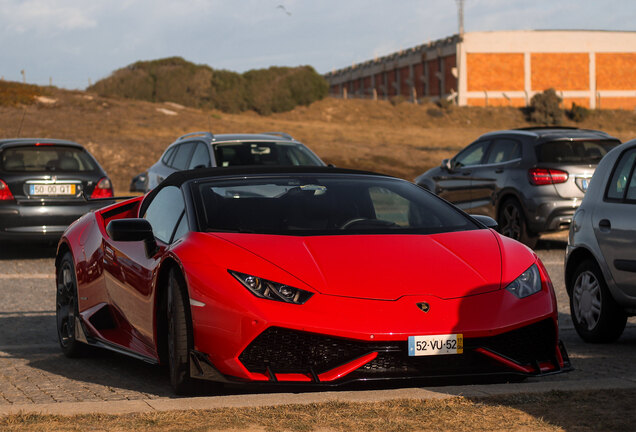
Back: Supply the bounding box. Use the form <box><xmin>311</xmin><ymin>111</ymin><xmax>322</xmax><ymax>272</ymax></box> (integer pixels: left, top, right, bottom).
<box><xmin>570</xmin><ymin>259</ymin><xmax>627</xmax><ymax>343</ymax></box>
<box><xmin>56</xmin><ymin>252</ymin><xmax>86</xmax><ymax>357</ymax></box>
<box><xmin>498</xmin><ymin>198</ymin><xmax>538</xmax><ymax>249</ymax></box>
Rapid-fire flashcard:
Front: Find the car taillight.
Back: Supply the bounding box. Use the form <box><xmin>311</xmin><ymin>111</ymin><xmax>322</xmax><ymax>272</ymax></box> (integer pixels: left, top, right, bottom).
<box><xmin>90</xmin><ymin>177</ymin><xmax>114</xmax><ymax>199</ymax></box>
<box><xmin>0</xmin><ymin>179</ymin><xmax>14</xmax><ymax>201</ymax></box>
<box><xmin>528</xmin><ymin>168</ymin><xmax>569</xmax><ymax>186</ymax></box>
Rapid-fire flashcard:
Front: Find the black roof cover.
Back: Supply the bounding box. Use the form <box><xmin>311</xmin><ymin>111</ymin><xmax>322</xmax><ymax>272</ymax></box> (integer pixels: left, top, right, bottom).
<box><xmin>159</xmin><ymin>165</ymin><xmax>390</xmax><ymax>188</ymax></box>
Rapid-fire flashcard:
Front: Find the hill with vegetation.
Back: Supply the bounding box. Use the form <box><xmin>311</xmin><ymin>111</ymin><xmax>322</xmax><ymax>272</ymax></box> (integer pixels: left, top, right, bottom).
<box><xmin>87</xmin><ymin>57</ymin><xmax>328</xmax><ymax>114</ymax></box>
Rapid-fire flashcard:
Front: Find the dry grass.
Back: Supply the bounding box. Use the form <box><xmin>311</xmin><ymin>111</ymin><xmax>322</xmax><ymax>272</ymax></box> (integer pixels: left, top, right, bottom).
<box><xmin>2</xmin><ymin>389</ymin><xmax>635</xmax><ymax>431</ymax></box>
<box><xmin>0</xmin><ymin>81</ymin><xmax>43</xmax><ymax>106</ymax></box>
<box><xmin>1</xmin><ymin>87</ymin><xmax>636</xmax><ymax>195</ymax></box>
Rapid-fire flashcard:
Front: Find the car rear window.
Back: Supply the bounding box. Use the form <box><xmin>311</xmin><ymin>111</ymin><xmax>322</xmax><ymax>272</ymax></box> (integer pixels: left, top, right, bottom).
<box><xmin>213</xmin><ymin>142</ymin><xmax>323</xmax><ymax>167</ymax></box>
<box><xmin>0</xmin><ymin>145</ymin><xmax>96</xmax><ymax>172</ymax></box>
<box><xmin>536</xmin><ymin>140</ymin><xmax>619</xmax><ymax>164</ymax></box>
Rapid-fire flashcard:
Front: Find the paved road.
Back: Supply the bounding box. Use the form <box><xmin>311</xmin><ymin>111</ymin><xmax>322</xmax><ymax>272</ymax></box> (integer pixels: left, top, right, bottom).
<box><xmin>0</xmin><ymin>238</ymin><xmax>635</xmax><ymax>406</ymax></box>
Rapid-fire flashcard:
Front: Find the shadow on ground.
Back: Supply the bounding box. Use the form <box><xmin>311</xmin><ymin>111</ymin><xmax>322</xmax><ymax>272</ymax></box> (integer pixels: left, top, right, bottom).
<box><xmin>0</xmin><ymin>242</ymin><xmax>57</xmax><ymax>260</ymax></box>
<box><xmin>534</xmin><ymin>238</ymin><xmax>568</xmax><ymax>251</ymax></box>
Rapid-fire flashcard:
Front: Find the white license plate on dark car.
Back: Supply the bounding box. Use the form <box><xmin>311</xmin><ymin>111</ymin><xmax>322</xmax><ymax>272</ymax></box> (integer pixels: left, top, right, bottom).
<box><xmin>408</xmin><ymin>334</ymin><xmax>463</xmax><ymax>356</ymax></box>
<box><xmin>30</xmin><ymin>184</ymin><xmax>76</xmax><ymax>196</ymax></box>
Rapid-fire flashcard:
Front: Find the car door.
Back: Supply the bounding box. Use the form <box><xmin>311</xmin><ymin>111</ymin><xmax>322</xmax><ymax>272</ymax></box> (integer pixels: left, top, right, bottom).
<box><xmin>594</xmin><ymin>147</ymin><xmax>636</xmax><ymax>297</ymax></box>
<box><xmin>470</xmin><ymin>137</ymin><xmax>523</xmax><ymax>217</ymax></box>
<box><xmin>434</xmin><ymin>140</ymin><xmax>489</xmax><ymax>211</ymax></box>
<box><xmin>102</xmin><ymin>185</ymin><xmax>187</xmax><ymax>357</ymax></box>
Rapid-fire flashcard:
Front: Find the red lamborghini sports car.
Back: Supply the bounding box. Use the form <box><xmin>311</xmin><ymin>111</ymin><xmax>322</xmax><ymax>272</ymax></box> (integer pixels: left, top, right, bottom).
<box><xmin>55</xmin><ymin>166</ymin><xmax>570</xmax><ymax>394</ymax></box>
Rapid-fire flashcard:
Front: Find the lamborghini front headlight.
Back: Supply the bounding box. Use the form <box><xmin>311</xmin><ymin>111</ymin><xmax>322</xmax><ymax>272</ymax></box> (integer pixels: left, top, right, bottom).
<box><xmin>229</xmin><ymin>270</ymin><xmax>313</xmax><ymax>304</ymax></box>
<box><xmin>505</xmin><ymin>264</ymin><xmax>542</xmax><ymax>298</ymax></box>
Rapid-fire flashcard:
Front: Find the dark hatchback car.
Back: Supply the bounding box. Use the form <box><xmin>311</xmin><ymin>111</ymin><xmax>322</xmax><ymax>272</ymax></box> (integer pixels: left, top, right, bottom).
<box><xmin>0</xmin><ymin>138</ymin><xmax>114</xmax><ymax>241</ymax></box>
<box><xmin>415</xmin><ymin>127</ymin><xmax>621</xmax><ymax>247</ymax></box>
<box><xmin>132</xmin><ymin>131</ymin><xmax>325</xmax><ymax>192</ymax></box>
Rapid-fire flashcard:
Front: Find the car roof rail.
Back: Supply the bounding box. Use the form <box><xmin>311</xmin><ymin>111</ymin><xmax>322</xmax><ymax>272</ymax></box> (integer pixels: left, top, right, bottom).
<box><xmin>177</xmin><ymin>131</ymin><xmax>214</xmax><ymax>142</ymax></box>
<box><xmin>262</xmin><ymin>131</ymin><xmax>294</xmax><ymax>140</ymax></box>
<box><xmin>514</xmin><ymin>126</ymin><xmax>579</xmax><ymax>131</ymax></box>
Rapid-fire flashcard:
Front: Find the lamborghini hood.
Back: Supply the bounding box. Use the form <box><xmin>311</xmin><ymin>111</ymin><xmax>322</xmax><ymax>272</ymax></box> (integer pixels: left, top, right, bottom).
<box><xmin>211</xmin><ymin>229</ymin><xmax>531</xmax><ymax>301</ymax></box>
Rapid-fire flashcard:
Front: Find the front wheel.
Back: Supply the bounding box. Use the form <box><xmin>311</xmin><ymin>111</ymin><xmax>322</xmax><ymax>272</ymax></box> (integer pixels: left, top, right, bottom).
<box><xmin>498</xmin><ymin>199</ymin><xmax>538</xmax><ymax>249</ymax></box>
<box><xmin>56</xmin><ymin>252</ymin><xmax>86</xmax><ymax>357</ymax></box>
<box><xmin>570</xmin><ymin>259</ymin><xmax>627</xmax><ymax>343</ymax></box>
<box><xmin>167</xmin><ymin>268</ymin><xmax>201</xmax><ymax>394</ymax></box>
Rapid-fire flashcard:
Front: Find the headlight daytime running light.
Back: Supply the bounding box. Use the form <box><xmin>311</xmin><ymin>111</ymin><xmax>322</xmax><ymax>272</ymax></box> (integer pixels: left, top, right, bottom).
<box><xmin>505</xmin><ymin>263</ymin><xmax>542</xmax><ymax>299</ymax></box>
<box><xmin>229</xmin><ymin>270</ymin><xmax>313</xmax><ymax>304</ymax></box>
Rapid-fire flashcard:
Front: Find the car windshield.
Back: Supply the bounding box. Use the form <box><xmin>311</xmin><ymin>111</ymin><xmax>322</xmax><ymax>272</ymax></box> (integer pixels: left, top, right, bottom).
<box><xmin>536</xmin><ymin>140</ymin><xmax>619</xmax><ymax>164</ymax></box>
<box><xmin>213</xmin><ymin>142</ymin><xmax>323</xmax><ymax>167</ymax></box>
<box><xmin>195</xmin><ymin>175</ymin><xmax>478</xmax><ymax>235</ymax></box>
<box><xmin>0</xmin><ymin>145</ymin><xmax>96</xmax><ymax>172</ymax></box>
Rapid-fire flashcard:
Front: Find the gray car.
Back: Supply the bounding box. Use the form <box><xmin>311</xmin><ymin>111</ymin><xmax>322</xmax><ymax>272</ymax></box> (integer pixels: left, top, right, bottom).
<box><xmin>134</xmin><ymin>131</ymin><xmax>325</xmax><ymax>192</ymax></box>
<box><xmin>415</xmin><ymin>127</ymin><xmax>620</xmax><ymax>247</ymax></box>
<box><xmin>565</xmin><ymin>139</ymin><xmax>636</xmax><ymax>343</ymax></box>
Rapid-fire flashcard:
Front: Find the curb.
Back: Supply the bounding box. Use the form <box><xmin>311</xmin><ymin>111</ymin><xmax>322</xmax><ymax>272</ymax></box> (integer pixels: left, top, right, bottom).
<box><xmin>1</xmin><ymin>378</ymin><xmax>634</xmax><ymax>416</ymax></box>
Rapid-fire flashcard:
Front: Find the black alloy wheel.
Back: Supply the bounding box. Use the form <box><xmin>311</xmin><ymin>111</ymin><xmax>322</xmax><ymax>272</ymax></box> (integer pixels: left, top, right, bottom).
<box><xmin>56</xmin><ymin>252</ymin><xmax>85</xmax><ymax>357</ymax></box>
<box><xmin>498</xmin><ymin>199</ymin><xmax>538</xmax><ymax>249</ymax></box>
<box><xmin>167</xmin><ymin>268</ymin><xmax>202</xmax><ymax>394</ymax></box>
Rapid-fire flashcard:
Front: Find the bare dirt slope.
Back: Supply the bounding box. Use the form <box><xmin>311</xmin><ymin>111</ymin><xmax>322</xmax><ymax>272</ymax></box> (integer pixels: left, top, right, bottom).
<box><xmin>1</xmin><ymin>88</ymin><xmax>635</xmax><ymax>194</ymax></box>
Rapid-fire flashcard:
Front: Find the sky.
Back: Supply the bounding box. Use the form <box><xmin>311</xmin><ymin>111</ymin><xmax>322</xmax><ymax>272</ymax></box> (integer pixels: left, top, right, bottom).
<box><xmin>1</xmin><ymin>0</ymin><xmax>635</xmax><ymax>90</ymax></box>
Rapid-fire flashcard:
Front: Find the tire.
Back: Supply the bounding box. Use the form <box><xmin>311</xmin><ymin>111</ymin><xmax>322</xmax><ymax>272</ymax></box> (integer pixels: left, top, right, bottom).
<box><xmin>56</xmin><ymin>252</ymin><xmax>86</xmax><ymax>357</ymax></box>
<box><xmin>498</xmin><ymin>199</ymin><xmax>539</xmax><ymax>249</ymax></box>
<box><xmin>166</xmin><ymin>268</ymin><xmax>199</xmax><ymax>395</ymax></box>
<box><xmin>569</xmin><ymin>259</ymin><xmax>627</xmax><ymax>343</ymax></box>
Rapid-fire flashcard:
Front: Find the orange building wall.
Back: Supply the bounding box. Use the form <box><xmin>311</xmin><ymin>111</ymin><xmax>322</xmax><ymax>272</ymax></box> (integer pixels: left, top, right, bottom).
<box><xmin>597</xmin><ymin>97</ymin><xmax>636</xmax><ymax>109</ymax></box>
<box><xmin>597</xmin><ymin>53</ymin><xmax>636</xmax><ymax>90</ymax></box>
<box><xmin>467</xmin><ymin>53</ymin><xmax>524</xmax><ymax>91</ymax></box>
<box><xmin>531</xmin><ymin>53</ymin><xmax>589</xmax><ymax>91</ymax></box>
<box><xmin>467</xmin><ymin>97</ymin><xmax>526</xmax><ymax>107</ymax></box>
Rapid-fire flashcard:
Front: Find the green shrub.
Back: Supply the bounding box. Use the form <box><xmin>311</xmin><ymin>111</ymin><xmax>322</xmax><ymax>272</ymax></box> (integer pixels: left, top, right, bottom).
<box><xmin>89</xmin><ymin>58</ymin><xmax>328</xmax><ymax>115</ymax></box>
<box><xmin>389</xmin><ymin>95</ymin><xmax>407</xmax><ymax>106</ymax></box>
<box><xmin>529</xmin><ymin>88</ymin><xmax>563</xmax><ymax>125</ymax></box>
<box><xmin>568</xmin><ymin>102</ymin><xmax>590</xmax><ymax>123</ymax></box>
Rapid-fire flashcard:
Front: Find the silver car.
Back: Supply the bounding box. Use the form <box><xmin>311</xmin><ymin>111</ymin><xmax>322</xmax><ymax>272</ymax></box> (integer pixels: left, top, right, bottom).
<box><xmin>135</xmin><ymin>131</ymin><xmax>325</xmax><ymax>192</ymax></box>
<box><xmin>565</xmin><ymin>139</ymin><xmax>636</xmax><ymax>342</ymax></box>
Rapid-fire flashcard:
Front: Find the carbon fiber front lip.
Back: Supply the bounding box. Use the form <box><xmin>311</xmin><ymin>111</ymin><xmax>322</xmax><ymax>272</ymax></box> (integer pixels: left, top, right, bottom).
<box><xmin>189</xmin><ymin>342</ymin><xmax>572</xmax><ymax>386</ymax></box>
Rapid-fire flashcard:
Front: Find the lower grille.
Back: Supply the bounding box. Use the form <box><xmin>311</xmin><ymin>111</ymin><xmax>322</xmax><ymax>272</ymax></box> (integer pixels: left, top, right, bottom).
<box><xmin>239</xmin><ymin>319</ymin><xmax>557</xmax><ymax>378</ymax></box>
<box><xmin>239</xmin><ymin>327</ymin><xmax>398</xmax><ymax>374</ymax></box>
<box><xmin>473</xmin><ymin>319</ymin><xmax>556</xmax><ymax>364</ymax></box>
<box><xmin>357</xmin><ymin>350</ymin><xmax>500</xmax><ymax>376</ymax></box>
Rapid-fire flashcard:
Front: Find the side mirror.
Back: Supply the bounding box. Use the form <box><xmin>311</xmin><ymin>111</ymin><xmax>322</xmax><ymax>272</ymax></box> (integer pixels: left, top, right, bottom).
<box><xmin>442</xmin><ymin>158</ymin><xmax>452</xmax><ymax>171</ymax></box>
<box><xmin>129</xmin><ymin>172</ymin><xmax>148</xmax><ymax>193</ymax></box>
<box><xmin>472</xmin><ymin>215</ymin><xmax>498</xmax><ymax>229</ymax></box>
<box><xmin>106</xmin><ymin>218</ymin><xmax>158</xmax><ymax>257</ymax></box>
